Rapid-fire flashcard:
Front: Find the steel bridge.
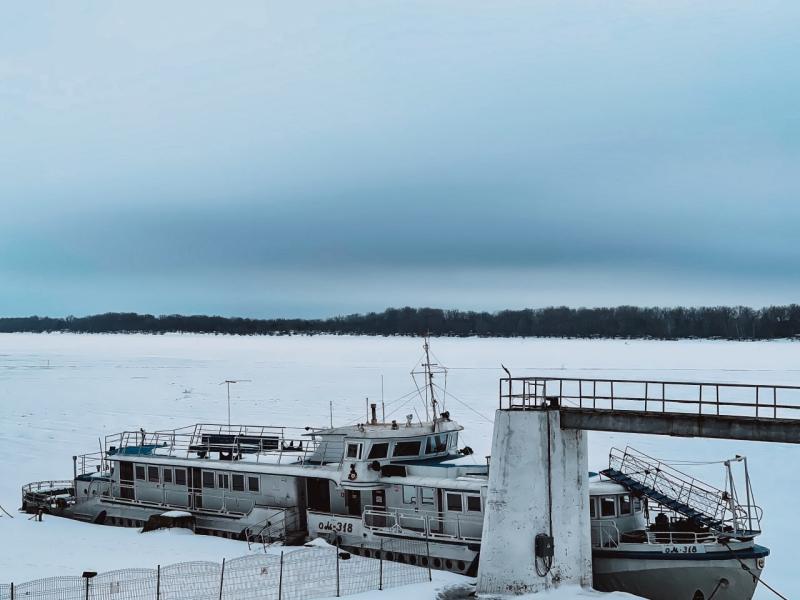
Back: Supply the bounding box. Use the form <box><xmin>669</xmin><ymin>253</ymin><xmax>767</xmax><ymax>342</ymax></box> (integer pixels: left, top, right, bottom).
<box><xmin>499</xmin><ymin>377</ymin><xmax>800</xmax><ymax>444</ymax></box>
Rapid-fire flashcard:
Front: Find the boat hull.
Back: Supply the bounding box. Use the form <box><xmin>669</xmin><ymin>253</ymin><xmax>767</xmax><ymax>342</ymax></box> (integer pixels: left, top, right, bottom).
<box><xmin>593</xmin><ymin>546</ymin><xmax>768</xmax><ymax>600</ymax></box>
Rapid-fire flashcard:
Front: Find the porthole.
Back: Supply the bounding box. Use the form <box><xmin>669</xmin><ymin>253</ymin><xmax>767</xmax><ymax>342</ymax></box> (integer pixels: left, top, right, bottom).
<box><xmin>445</xmin><ymin>560</ymin><xmax>453</xmax><ymax>570</ymax></box>
<box><xmin>421</xmin><ymin>557</ymin><xmax>428</xmax><ymax>567</ymax></box>
<box><xmin>433</xmin><ymin>558</ymin><xmax>442</xmax><ymax>569</ymax></box>
<box><xmin>409</xmin><ymin>555</ymin><xmax>417</xmax><ymax>565</ymax></box>
<box><xmin>457</xmin><ymin>561</ymin><xmax>465</xmax><ymax>572</ymax></box>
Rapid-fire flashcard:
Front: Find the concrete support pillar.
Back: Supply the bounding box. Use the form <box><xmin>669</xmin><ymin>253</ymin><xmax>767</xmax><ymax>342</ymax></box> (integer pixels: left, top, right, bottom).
<box><xmin>477</xmin><ymin>408</ymin><xmax>591</xmax><ymax>595</ymax></box>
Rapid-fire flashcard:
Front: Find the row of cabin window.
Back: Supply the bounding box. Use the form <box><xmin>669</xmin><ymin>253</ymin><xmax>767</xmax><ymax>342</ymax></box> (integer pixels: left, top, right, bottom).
<box><xmin>346</xmin><ymin>433</ymin><xmax>455</xmax><ymax>461</ymax></box>
<box><xmin>133</xmin><ymin>465</ymin><xmax>259</xmax><ymax>493</ymax></box>
<box><xmin>201</xmin><ymin>471</ymin><xmax>260</xmax><ymax>493</ymax></box>
<box><xmin>589</xmin><ymin>494</ymin><xmax>641</xmax><ymax>519</ymax></box>
<box><xmin>398</xmin><ymin>485</ymin><xmax>481</xmax><ymax>513</ymax></box>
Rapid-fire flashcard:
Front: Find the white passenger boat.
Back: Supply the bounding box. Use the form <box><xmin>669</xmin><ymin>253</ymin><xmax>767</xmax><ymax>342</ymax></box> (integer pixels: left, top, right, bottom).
<box><xmin>21</xmin><ymin>343</ymin><xmax>769</xmax><ymax>598</ymax></box>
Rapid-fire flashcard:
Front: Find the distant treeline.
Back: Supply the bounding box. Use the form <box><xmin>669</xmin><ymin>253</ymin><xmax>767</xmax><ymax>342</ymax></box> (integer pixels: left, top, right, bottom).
<box><xmin>2</xmin><ymin>306</ymin><xmax>800</xmax><ymax>339</ymax></box>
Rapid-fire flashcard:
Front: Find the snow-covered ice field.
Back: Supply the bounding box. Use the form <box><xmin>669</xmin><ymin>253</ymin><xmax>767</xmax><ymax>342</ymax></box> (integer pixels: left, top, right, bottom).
<box><xmin>1</xmin><ymin>333</ymin><xmax>798</xmax><ymax>599</ymax></box>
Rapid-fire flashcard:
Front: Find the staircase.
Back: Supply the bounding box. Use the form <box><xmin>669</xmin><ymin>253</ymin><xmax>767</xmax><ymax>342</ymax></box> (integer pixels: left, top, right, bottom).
<box><xmin>600</xmin><ymin>447</ymin><xmax>760</xmax><ymax>535</ymax></box>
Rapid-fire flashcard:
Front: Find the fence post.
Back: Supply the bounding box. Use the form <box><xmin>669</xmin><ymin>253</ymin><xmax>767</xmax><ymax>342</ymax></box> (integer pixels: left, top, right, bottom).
<box><xmin>379</xmin><ymin>539</ymin><xmax>383</xmax><ymax>591</ymax></box>
<box><xmin>425</xmin><ymin>531</ymin><xmax>432</xmax><ymax>582</ymax></box>
<box><xmin>336</xmin><ymin>543</ymin><xmax>340</xmax><ymax>597</ymax></box>
<box><xmin>10</xmin><ymin>582</ymin><xmax>13</xmax><ymax>600</ymax></box>
<box><xmin>218</xmin><ymin>558</ymin><xmax>225</xmax><ymax>600</ymax></box>
<box><xmin>156</xmin><ymin>565</ymin><xmax>160</xmax><ymax>600</ymax></box>
<box><xmin>278</xmin><ymin>551</ymin><xmax>284</xmax><ymax>600</ymax></box>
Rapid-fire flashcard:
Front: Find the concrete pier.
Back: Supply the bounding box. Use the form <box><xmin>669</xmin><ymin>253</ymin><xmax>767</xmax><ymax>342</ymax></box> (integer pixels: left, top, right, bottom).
<box><xmin>477</xmin><ymin>408</ymin><xmax>591</xmax><ymax>595</ymax></box>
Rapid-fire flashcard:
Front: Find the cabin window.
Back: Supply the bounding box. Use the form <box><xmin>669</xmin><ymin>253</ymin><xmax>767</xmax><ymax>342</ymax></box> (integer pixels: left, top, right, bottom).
<box><xmin>448</xmin><ymin>434</ymin><xmax>458</xmax><ymax>449</ymax></box>
<box><xmin>248</xmin><ymin>476</ymin><xmax>260</xmax><ymax>493</ymax></box>
<box><xmin>174</xmin><ymin>469</ymin><xmax>186</xmax><ymax>486</ymax></box>
<box><xmin>147</xmin><ymin>466</ymin><xmax>159</xmax><ymax>483</ymax></box>
<box><xmin>346</xmin><ymin>443</ymin><xmax>362</xmax><ymax>460</ymax></box>
<box><xmin>589</xmin><ymin>499</ymin><xmax>596</xmax><ymax>519</ymax></box>
<box><xmin>620</xmin><ymin>494</ymin><xmax>632</xmax><ymax>515</ymax></box>
<box><xmin>402</xmin><ymin>486</ymin><xmax>416</xmax><ymax>504</ymax></box>
<box><xmin>634</xmin><ymin>498</ymin><xmax>642</xmax><ymax>513</ymax></box>
<box><xmin>202</xmin><ymin>471</ymin><xmax>215</xmax><ymax>489</ymax></box>
<box><xmin>466</xmin><ymin>495</ymin><xmax>482</xmax><ymax>512</ymax></box>
<box><xmin>425</xmin><ymin>434</ymin><xmax>447</xmax><ymax>454</ymax></box>
<box><xmin>600</xmin><ymin>496</ymin><xmax>616</xmax><ymax>517</ymax></box>
<box><xmin>446</xmin><ymin>492</ymin><xmax>463</xmax><ymax>512</ymax></box>
<box><xmin>420</xmin><ymin>487</ymin><xmax>435</xmax><ymax>506</ymax></box>
<box><xmin>232</xmin><ymin>474</ymin><xmax>245</xmax><ymax>492</ymax></box>
<box><xmin>163</xmin><ymin>468</ymin><xmax>173</xmax><ymax>484</ymax></box>
<box><xmin>218</xmin><ymin>473</ymin><xmax>229</xmax><ymax>490</ymax></box>
<box><xmin>368</xmin><ymin>442</ymin><xmax>389</xmax><ymax>459</ymax></box>
<box><xmin>393</xmin><ymin>441</ymin><xmax>421</xmax><ymax>457</ymax></box>
<box><xmin>135</xmin><ymin>465</ymin><xmax>145</xmax><ymax>481</ymax></box>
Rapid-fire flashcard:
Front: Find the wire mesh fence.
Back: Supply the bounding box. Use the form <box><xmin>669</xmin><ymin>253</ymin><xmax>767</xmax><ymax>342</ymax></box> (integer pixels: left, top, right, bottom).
<box><xmin>0</xmin><ymin>540</ymin><xmax>432</xmax><ymax>600</ymax></box>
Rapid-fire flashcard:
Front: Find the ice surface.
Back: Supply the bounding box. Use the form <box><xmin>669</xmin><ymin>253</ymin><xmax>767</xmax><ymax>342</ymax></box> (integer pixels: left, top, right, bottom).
<box><xmin>1</xmin><ymin>333</ymin><xmax>797</xmax><ymax>599</ymax></box>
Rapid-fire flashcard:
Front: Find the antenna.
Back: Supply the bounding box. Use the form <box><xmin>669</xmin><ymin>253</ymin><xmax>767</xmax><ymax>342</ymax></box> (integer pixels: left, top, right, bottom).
<box><xmin>381</xmin><ymin>375</ymin><xmax>385</xmax><ymax>423</ymax></box>
<box><xmin>219</xmin><ymin>379</ymin><xmax>251</xmax><ymax>427</ymax></box>
<box><xmin>424</xmin><ymin>336</ymin><xmax>439</xmax><ymax>421</ymax></box>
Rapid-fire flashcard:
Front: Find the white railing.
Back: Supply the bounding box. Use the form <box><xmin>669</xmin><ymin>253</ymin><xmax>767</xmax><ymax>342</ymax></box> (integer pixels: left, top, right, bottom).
<box><xmin>591</xmin><ymin>521</ymin><xmax>721</xmax><ymax>549</ymax></box>
<box><xmin>363</xmin><ymin>505</ymin><xmax>483</xmax><ymax>542</ymax></box>
<box><xmin>84</xmin><ymin>423</ymin><xmax>341</xmax><ymax>475</ymax></box>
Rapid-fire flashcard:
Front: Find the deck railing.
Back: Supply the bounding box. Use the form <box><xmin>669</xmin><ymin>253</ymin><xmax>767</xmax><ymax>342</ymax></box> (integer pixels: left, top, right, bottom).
<box><xmin>362</xmin><ymin>505</ymin><xmax>483</xmax><ymax>542</ymax></box>
<box><xmin>72</xmin><ymin>423</ymin><xmax>338</xmax><ymax>477</ymax></box>
<box><xmin>499</xmin><ymin>376</ymin><xmax>800</xmax><ymax>420</ymax></box>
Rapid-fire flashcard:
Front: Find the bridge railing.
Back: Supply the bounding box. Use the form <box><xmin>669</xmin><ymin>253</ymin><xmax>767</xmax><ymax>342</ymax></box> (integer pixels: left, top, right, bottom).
<box><xmin>499</xmin><ymin>376</ymin><xmax>800</xmax><ymax>421</ymax></box>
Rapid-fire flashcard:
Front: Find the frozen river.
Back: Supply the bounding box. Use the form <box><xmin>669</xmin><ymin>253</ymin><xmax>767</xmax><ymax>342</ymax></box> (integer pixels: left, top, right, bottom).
<box><xmin>0</xmin><ymin>333</ymin><xmax>797</xmax><ymax>598</ymax></box>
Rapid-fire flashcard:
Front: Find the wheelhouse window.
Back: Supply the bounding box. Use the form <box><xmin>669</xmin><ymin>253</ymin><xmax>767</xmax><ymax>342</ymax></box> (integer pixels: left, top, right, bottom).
<box><xmin>135</xmin><ymin>465</ymin><xmax>145</xmax><ymax>481</ymax></box>
<box><xmin>148</xmin><ymin>466</ymin><xmax>160</xmax><ymax>483</ymax></box>
<box><xmin>466</xmin><ymin>495</ymin><xmax>482</xmax><ymax>512</ymax></box>
<box><xmin>346</xmin><ymin>443</ymin><xmax>362</xmax><ymax>460</ymax></box>
<box><xmin>600</xmin><ymin>496</ymin><xmax>616</xmax><ymax>517</ymax></box>
<box><xmin>368</xmin><ymin>442</ymin><xmax>389</xmax><ymax>459</ymax></box>
<box><xmin>217</xmin><ymin>473</ymin><xmax>229</xmax><ymax>490</ymax></box>
<box><xmin>248</xmin><ymin>476</ymin><xmax>260</xmax><ymax>493</ymax></box>
<box><xmin>446</xmin><ymin>492</ymin><xmax>463</xmax><ymax>512</ymax></box>
<box><xmin>202</xmin><ymin>471</ymin><xmax>215</xmax><ymax>489</ymax></box>
<box><xmin>393</xmin><ymin>440</ymin><xmax>421</xmax><ymax>457</ymax></box>
<box><xmin>619</xmin><ymin>494</ymin><xmax>632</xmax><ymax>515</ymax></box>
<box><xmin>232</xmin><ymin>474</ymin><xmax>245</xmax><ymax>492</ymax></box>
<box><xmin>174</xmin><ymin>468</ymin><xmax>187</xmax><ymax>486</ymax></box>
<box><xmin>402</xmin><ymin>486</ymin><xmax>416</xmax><ymax>504</ymax></box>
<box><xmin>163</xmin><ymin>468</ymin><xmax>173</xmax><ymax>484</ymax></box>
<box><xmin>425</xmin><ymin>434</ymin><xmax>448</xmax><ymax>454</ymax></box>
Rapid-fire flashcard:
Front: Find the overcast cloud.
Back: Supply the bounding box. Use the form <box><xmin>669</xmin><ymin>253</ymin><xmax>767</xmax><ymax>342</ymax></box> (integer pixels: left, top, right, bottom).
<box><xmin>1</xmin><ymin>1</ymin><xmax>799</xmax><ymax>317</ymax></box>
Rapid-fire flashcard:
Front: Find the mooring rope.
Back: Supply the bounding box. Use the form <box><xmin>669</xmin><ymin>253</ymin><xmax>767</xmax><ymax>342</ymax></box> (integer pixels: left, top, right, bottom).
<box><xmin>721</xmin><ymin>542</ymin><xmax>788</xmax><ymax>600</ymax></box>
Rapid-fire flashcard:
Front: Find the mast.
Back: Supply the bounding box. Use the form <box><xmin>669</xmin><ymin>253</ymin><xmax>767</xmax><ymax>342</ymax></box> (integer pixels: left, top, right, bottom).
<box><xmin>424</xmin><ymin>337</ymin><xmax>439</xmax><ymax>422</ymax></box>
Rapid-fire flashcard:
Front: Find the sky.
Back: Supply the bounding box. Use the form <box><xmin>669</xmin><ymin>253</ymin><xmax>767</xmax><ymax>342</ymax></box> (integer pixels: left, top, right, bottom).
<box><xmin>1</xmin><ymin>1</ymin><xmax>799</xmax><ymax>318</ymax></box>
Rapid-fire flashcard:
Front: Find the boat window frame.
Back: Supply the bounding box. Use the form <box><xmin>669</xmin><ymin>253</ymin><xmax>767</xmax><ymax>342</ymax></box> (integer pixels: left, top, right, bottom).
<box><xmin>217</xmin><ymin>473</ymin><xmax>229</xmax><ymax>490</ymax></box>
<box><xmin>248</xmin><ymin>476</ymin><xmax>260</xmax><ymax>493</ymax></box>
<box><xmin>619</xmin><ymin>494</ymin><xmax>632</xmax><ymax>515</ymax></box>
<box><xmin>425</xmin><ymin>434</ymin><xmax>448</xmax><ymax>454</ymax></box>
<box><xmin>465</xmin><ymin>494</ymin><xmax>482</xmax><ymax>512</ymax></box>
<box><xmin>367</xmin><ymin>442</ymin><xmax>389</xmax><ymax>459</ymax></box>
<box><xmin>346</xmin><ymin>442</ymin><xmax>363</xmax><ymax>460</ymax></box>
<box><xmin>231</xmin><ymin>474</ymin><xmax>245</xmax><ymax>492</ymax></box>
<box><xmin>134</xmin><ymin>465</ymin><xmax>145</xmax><ymax>481</ymax></box>
<box><xmin>147</xmin><ymin>466</ymin><xmax>160</xmax><ymax>483</ymax></box>
<box><xmin>599</xmin><ymin>496</ymin><xmax>617</xmax><ymax>518</ymax></box>
<box><xmin>446</xmin><ymin>491</ymin><xmax>463</xmax><ymax>512</ymax></box>
<box><xmin>202</xmin><ymin>470</ymin><xmax>215</xmax><ymax>489</ymax></box>
<box><xmin>163</xmin><ymin>468</ymin><xmax>173</xmax><ymax>484</ymax></box>
<box><xmin>393</xmin><ymin>440</ymin><xmax>422</xmax><ymax>457</ymax></box>
<box><xmin>174</xmin><ymin>468</ymin><xmax>187</xmax><ymax>486</ymax></box>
